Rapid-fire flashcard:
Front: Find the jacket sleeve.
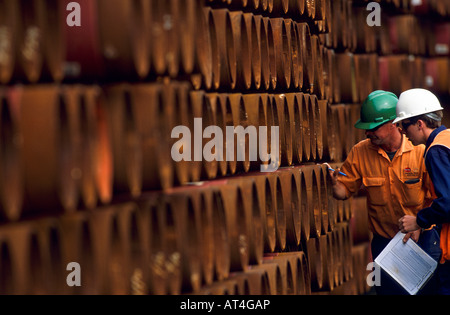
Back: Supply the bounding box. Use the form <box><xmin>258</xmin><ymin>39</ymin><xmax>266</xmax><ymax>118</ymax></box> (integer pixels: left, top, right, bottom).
<box><xmin>337</xmin><ymin>146</ymin><xmax>363</xmax><ymax>199</ymax></box>
<box><xmin>416</xmin><ymin>146</ymin><xmax>450</xmax><ymax>228</ymax></box>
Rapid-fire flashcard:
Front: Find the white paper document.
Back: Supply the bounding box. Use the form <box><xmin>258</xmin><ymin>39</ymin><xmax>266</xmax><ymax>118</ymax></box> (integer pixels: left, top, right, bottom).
<box><xmin>374</xmin><ymin>231</ymin><xmax>438</xmax><ymax>295</ymax></box>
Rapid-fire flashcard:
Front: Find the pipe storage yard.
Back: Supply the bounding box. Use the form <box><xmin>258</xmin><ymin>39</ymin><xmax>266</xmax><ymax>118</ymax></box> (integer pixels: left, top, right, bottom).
<box><xmin>0</xmin><ymin>0</ymin><xmax>449</xmax><ymax>296</ymax></box>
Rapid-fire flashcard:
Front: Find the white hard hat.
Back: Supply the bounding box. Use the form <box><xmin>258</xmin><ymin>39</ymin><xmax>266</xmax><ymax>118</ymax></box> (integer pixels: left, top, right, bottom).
<box><xmin>393</xmin><ymin>88</ymin><xmax>443</xmax><ymax>124</ymax></box>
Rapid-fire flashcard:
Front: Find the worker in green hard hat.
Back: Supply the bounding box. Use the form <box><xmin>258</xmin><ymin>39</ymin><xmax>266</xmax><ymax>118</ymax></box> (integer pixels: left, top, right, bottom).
<box><xmin>354</xmin><ymin>90</ymin><xmax>399</xmax><ymax>130</ymax></box>
<box><xmin>325</xmin><ymin>90</ymin><xmax>437</xmax><ymax>295</ymax></box>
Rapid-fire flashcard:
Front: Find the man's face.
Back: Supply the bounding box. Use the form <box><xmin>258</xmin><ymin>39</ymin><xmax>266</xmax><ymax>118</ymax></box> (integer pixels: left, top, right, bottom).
<box><xmin>399</xmin><ymin>119</ymin><xmax>421</xmax><ymax>145</ymax></box>
<box><xmin>365</xmin><ymin>122</ymin><xmax>392</xmax><ymax>146</ymax></box>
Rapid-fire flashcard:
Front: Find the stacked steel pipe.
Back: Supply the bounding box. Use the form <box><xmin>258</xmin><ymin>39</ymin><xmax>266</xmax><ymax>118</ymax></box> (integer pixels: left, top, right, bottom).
<box><xmin>0</xmin><ymin>0</ymin><xmax>449</xmax><ymax>295</ymax></box>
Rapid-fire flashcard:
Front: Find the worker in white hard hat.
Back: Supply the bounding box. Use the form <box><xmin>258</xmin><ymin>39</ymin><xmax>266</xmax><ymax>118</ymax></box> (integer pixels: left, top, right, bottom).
<box><xmin>396</xmin><ymin>88</ymin><xmax>450</xmax><ymax>295</ymax></box>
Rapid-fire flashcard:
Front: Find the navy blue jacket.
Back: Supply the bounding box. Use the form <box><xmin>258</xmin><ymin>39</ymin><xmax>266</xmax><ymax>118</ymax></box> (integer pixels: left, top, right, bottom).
<box><xmin>417</xmin><ymin>126</ymin><xmax>450</xmax><ymax>229</ymax></box>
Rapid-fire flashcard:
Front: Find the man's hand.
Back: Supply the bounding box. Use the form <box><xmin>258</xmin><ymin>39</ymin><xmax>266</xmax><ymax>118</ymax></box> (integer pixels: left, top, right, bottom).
<box><xmin>398</xmin><ymin>215</ymin><xmax>421</xmax><ymax>243</ymax></box>
<box><xmin>323</xmin><ymin>163</ymin><xmax>347</xmax><ymax>200</ymax></box>
<box><xmin>402</xmin><ymin>229</ymin><xmax>421</xmax><ymax>243</ymax></box>
<box><xmin>398</xmin><ymin>215</ymin><xmax>420</xmax><ymax>232</ymax></box>
<box><xmin>324</xmin><ymin>163</ymin><xmax>339</xmax><ymax>185</ymax></box>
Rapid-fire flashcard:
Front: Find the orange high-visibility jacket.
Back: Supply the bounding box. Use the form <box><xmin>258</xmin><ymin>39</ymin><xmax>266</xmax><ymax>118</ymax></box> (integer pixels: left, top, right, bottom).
<box><xmin>338</xmin><ymin>135</ymin><xmax>432</xmax><ymax>239</ymax></box>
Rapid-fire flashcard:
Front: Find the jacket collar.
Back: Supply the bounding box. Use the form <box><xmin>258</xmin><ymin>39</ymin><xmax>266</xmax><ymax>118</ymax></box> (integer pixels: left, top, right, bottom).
<box><xmin>425</xmin><ymin>125</ymin><xmax>447</xmax><ymax>152</ymax></box>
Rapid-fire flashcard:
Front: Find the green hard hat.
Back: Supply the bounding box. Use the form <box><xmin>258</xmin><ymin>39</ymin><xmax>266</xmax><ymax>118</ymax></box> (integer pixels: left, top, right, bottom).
<box><xmin>354</xmin><ymin>90</ymin><xmax>399</xmax><ymax>130</ymax></box>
